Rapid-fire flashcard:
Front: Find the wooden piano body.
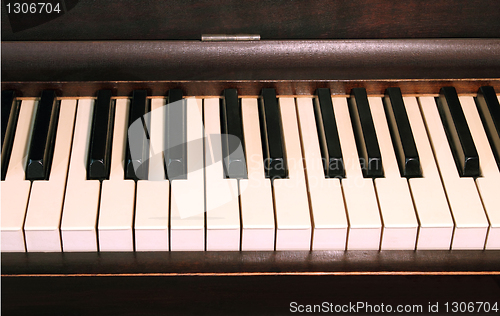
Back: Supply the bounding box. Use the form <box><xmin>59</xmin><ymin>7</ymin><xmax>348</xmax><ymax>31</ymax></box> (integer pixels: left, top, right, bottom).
<box><xmin>2</xmin><ymin>1</ymin><xmax>500</xmax><ymax>314</ymax></box>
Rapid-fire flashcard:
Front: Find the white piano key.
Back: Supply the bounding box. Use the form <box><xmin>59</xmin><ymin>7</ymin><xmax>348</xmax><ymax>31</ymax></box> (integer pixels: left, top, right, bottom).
<box><xmin>404</xmin><ymin>97</ymin><xmax>454</xmax><ymax>249</ymax></box>
<box><xmin>239</xmin><ymin>98</ymin><xmax>275</xmax><ymax>251</ymax></box>
<box><xmin>60</xmin><ymin>99</ymin><xmax>101</xmax><ymax>252</ymax></box>
<box><xmin>135</xmin><ymin>98</ymin><xmax>170</xmax><ymax>251</ymax></box>
<box><xmin>203</xmin><ymin>98</ymin><xmax>240</xmax><ymax>251</ymax></box>
<box><xmin>295</xmin><ymin>97</ymin><xmax>347</xmax><ymax>250</ymax></box>
<box><xmin>332</xmin><ymin>97</ymin><xmax>381</xmax><ymax>250</ymax></box>
<box><xmin>369</xmin><ymin>97</ymin><xmax>418</xmax><ymax>250</ymax></box>
<box><xmin>24</xmin><ymin>100</ymin><xmax>77</xmax><ymax>252</ymax></box>
<box><xmin>273</xmin><ymin>97</ymin><xmax>311</xmax><ymax>251</ymax></box>
<box><xmin>460</xmin><ymin>96</ymin><xmax>500</xmax><ymax>249</ymax></box>
<box><xmin>98</xmin><ymin>99</ymin><xmax>135</xmax><ymax>251</ymax></box>
<box><xmin>419</xmin><ymin>96</ymin><xmax>489</xmax><ymax>249</ymax></box>
<box><xmin>1</xmin><ymin>100</ymin><xmax>37</xmax><ymax>252</ymax></box>
<box><xmin>170</xmin><ymin>98</ymin><xmax>205</xmax><ymax>251</ymax></box>
<box><xmin>135</xmin><ymin>181</ymin><xmax>169</xmax><ymax>251</ymax></box>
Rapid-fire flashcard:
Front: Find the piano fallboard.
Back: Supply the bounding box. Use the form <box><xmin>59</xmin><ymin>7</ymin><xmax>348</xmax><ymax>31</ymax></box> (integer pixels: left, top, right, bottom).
<box><xmin>3</xmin><ymin>39</ymin><xmax>500</xmax><ymax>86</ymax></box>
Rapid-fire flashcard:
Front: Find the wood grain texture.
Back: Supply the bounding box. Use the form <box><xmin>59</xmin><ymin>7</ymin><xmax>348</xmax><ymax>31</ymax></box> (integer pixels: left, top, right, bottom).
<box><xmin>3</xmin><ymin>40</ymin><xmax>500</xmax><ymax>82</ymax></box>
<box><xmin>2</xmin><ymin>0</ymin><xmax>500</xmax><ymax>40</ymax></box>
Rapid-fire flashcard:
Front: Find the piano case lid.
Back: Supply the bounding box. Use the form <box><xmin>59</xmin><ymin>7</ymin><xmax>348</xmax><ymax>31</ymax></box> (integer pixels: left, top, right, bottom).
<box><xmin>2</xmin><ymin>0</ymin><xmax>500</xmax><ymax>40</ymax></box>
<box><xmin>3</xmin><ymin>0</ymin><xmax>500</xmax><ymax>88</ymax></box>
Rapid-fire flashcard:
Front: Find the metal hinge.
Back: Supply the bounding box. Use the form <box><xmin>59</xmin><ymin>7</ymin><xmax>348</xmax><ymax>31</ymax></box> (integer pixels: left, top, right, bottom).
<box><xmin>201</xmin><ymin>34</ymin><xmax>261</xmax><ymax>41</ymax></box>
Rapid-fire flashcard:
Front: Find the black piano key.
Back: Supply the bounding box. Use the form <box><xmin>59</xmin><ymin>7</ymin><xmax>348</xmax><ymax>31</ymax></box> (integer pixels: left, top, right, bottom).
<box><xmin>437</xmin><ymin>87</ymin><xmax>480</xmax><ymax>177</ymax></box>
<box><xmin>87</xmin><ymin>90</ymin><xmax>115</xmax><ymax>180</ymax></box>
<box><xmin>125</xmin><ymin>90</ymin><xmax>150</xmax><ymax>181</ymax></box>
<box><xmin>1</xmin><ymin>90</ymin><xmax>20</xmax><ymax>180</ymax></box>
<box><xmin>383</xmin><ymin>88</ymin><xmax>421</xmax><ymax>178</ymax></box>
<box><xmin>476</xmin><ymin>86</ymin><xmax>500</xmax><ymax>171</ymax></box>
<box><xmin>164</xmin><ymin>89</ymin><xmax>187</xmax><ymax>180</ymax></box>
<box><xmin>221</xmin><ymin>89</ymin><xmax>247</xmax><ymax>179</ymax></box>
<box><xmin>1</xmin><ymin>90</ymin><xmax>15</xmax><ymax>147</ymax></box>
<box><xmin>258</xmin><ymin>88</ymin><xmax>287</xmax><ymax>179</ymax></box>
<box><xmin>314</xmin><ymin>88</ymin><xmax>345</xmax><ymax>178</ymax></box>
<box><xmin>348</xmin><ymin>88</ymin><xmax>384</xmax><ymax>178</ymax></box>
<box><xmin>25</xmin><ymin>90</ymin><xmax>60</xmax><ymax>180</ymax></box>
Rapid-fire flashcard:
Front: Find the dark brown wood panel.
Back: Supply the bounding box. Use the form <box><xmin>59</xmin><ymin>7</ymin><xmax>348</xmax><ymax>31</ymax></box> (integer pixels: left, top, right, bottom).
<box><xmin>3</xmin><ymin>40</ymin><xmax>500</xmax><ymax>82</ymax></box>
<box><xmin>3</xmin><ymin>251</ymin><xmax>500</xmax><ymax>275</ymax></box>
<box><xmin>2</xmin><ymin>275</ymin><xmax>500</xmax><ymax>315</ymax></box>
<box><xmin>2</xmin><ymin>0</ymin><xmax>500</xmax><ymax>41</ymax></box>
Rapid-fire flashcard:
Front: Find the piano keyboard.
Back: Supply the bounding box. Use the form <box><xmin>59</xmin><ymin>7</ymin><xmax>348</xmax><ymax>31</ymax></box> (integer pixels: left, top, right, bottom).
<box><xmin>2</xmin><ymin>87</ymin><xmax>500</xmax><ymax>252</ymax></box>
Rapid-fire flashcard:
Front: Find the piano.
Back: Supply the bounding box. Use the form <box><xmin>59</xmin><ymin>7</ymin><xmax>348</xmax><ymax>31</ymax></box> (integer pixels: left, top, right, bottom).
<box><xmin>2</xmin><ymin>0</ymin><xmax>500</xmax><ymax>314</ymax></box>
